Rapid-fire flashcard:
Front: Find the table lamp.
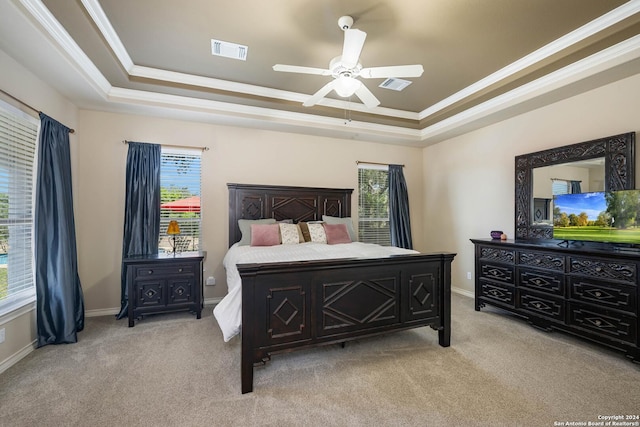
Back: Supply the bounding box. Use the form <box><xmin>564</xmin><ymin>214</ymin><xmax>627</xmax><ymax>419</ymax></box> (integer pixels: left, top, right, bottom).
<box><xmin>167</xmin><ymin>220</ymin><xmax>181</xmax><ymax>254</ymax></box>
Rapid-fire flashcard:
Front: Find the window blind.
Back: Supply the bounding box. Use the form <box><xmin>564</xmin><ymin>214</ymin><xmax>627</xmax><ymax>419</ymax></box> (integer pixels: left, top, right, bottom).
<box><xmin>159</xmin><ymin>148</ymin><xmax>202</xmax><ymax>252</ymax></box>
<box><xmin>0</xmin><ymin>100</ymin><xmax>39</xmax><ymax>314</ymax></box>
<box><xmin>358</xmin><ymin>165</ymin><xmax>390</xmax><ymax>245</ymax></box>
<box><xmin>552</xmin><ymin>179</ymin><xmax>570</xmax><ymax>195</ymax></box>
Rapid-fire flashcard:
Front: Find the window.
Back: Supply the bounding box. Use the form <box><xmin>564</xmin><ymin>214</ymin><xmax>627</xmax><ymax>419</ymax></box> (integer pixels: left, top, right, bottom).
<box><xmin>552</xmin><ymin>179</ymin><xmax>570</xmax><ymax>196</ymax></box>
<box><xmin>0</xmin><ymin>100</ymin><xmax>39</xmax><ymax>314</ymax></box>
<box><xmin>358</xmin><ymin>164</ymin><xmax>390</xmax><ymax>245</ymax></box>
<box><xmin>159</xmin><ymin>148</ymin><xmax>202</xmax><ymax>253</ymax></box>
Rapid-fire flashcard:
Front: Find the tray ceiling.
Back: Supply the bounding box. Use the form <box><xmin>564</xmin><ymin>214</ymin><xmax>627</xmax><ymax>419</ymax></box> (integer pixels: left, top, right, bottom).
<box><xmin>1</xmin><ymin>0</ymin><xmax>640</xmax><ymax>146</ymax></box>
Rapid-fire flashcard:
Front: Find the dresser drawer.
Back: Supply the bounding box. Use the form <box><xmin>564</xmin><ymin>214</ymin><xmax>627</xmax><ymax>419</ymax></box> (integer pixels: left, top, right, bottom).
<box><xmin>518</xmin><ymin>268</ymin><xmax>564</xmax><ymax>296</ymax></box>
<box><xmin>569</xmin><ymin>257</ymin><xmax>636</xmax><ymax>283</ymax></box>
<box><xmin>517</xmin><ymin>289</ymin><xmax>565</xmax><ymax>322</ymax></box>
<box><xmin>479</xmin><ymin>246</ymin><xmax>515</xmax><ymax>264</ymax></box>
<box><xmin>518</xmin><ymin>251</ymin><xmax>565</xmax><ymax>272</ymax></box>
<box><xmin>568</xmin><ymin>303</ymin><xmax>637</xmax><ymax>344</ymax></box>
<box><xmin>134</xmin><ymin>264</ymin><xmax>195</xmax><ymax>279</ymax></box>
<box><xmin>479</xmin><ymin>280</ymin><xmax>515</xmax><ymax>307</ymax></box>
<box><xmin>479</xmin><ymin>262</ymin><xmax>514</xmax><ymax>284</ymax></box>
<box><xmin>569</xmin><ymin>277</ymin><xmax>636</xmax><ymax>314</ymax></box>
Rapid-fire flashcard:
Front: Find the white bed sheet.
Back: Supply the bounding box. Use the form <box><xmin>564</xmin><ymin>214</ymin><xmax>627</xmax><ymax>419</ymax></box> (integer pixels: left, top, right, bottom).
<box><xmin>213</xmin><ymin>242</ymin><xmax>418</xmax><ymax>342</ymax></box>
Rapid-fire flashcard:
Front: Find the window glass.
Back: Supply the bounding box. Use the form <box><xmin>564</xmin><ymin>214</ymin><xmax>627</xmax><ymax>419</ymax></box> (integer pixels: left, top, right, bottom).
<box><xmin>358</xmin><ymin>165</ymin><xmax>390</xmax><ymax>245</ymax></box>
<box><xmin>159</xmin><ymin>148</ymin><xmax>202</xmax><ymax>252</ymax></box>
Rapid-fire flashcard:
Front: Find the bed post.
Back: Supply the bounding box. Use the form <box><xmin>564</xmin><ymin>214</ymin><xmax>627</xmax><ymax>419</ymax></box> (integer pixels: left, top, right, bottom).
<box><xmin>438</xmin><ymin>254</ymin><xmax>454</xmax><ymax>347</ymax></box>
<box><xmin>241</xmin><ymin>273</ymin><xmax>255</xmax><ymax>394</ymax></box>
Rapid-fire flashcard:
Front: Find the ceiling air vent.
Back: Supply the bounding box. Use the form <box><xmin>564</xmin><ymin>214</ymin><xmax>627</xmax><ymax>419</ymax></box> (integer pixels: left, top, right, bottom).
<box><xmin>379</xmin><ymin>78</ymin><xmax>412</xmax><ymax>91</ymax></box>
<box><xmin>211</xmin><ymin>39</ymin><xmax>248</xmax><ymax>61</ymax></box>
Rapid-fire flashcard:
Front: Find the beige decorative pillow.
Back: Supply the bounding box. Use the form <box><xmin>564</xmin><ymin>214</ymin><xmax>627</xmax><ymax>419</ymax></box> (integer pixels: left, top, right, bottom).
<box><xmin>307</xmin><ymin>223</ymin><xmax>327</xmax><ymax>243</ymax></box>
<box><xmin>279</xmin><ymin>223</ymin><xmax>302</xmax><ymax>244</ymax></box>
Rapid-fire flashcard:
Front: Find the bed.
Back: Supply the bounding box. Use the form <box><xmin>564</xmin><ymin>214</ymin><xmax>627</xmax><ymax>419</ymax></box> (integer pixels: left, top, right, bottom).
<box><xmin>217</xmin><ymin>183</ymin><xmax>456</xmax><ymax>393</ymax></box>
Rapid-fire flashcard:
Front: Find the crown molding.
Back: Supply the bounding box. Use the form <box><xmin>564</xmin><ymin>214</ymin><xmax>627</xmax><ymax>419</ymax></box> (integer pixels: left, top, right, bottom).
<box><xmin>18</xmin><ymin>0</ymin><xmax>111</xmax><ymax>95</ymax></box>
<box><xmin>420</xmin><ymin>35</ymin><xmax>640</xmax><ymax>142</ymax></box>
<box><xmin>12</xmin><ymin>0</ymin><xmax>640</xmax><ymax>146</ymax></box>
<box><xmin>418</xmin><ymin>0</ymin><xmax>640</xmax><ymax>121</ymax></box>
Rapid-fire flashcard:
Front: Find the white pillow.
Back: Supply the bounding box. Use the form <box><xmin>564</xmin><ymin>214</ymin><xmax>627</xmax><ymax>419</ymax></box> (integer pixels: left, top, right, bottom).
<box><xmin>307</xmin><ymin>223</ymin><xmax>327</xmax><ymax>243</ymax></box>
<box><xmin>279</xmin><ymin>223</ymin><xmax>303</xmax><ymax>244</ymax></box>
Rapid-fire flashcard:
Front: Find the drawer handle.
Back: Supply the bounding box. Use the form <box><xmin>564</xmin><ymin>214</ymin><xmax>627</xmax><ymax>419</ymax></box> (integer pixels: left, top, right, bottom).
<box><xmin>593</xmin><ymin>319</ymin><xmax>602</xmax><ymax>327</ymax></box>
<box><xmin>594</xmin><ymin>291</ymin><xmax>602</xmax><ymax>298</ymax></box>
<box><xmin>147</xmin><ymin>270</ymin><xmax>153</xmax><ymax>275</ymax></box>
<box><xmin>595</xmin><ymin>267</ymin><xmax>602</xmax><ymax>272</ymax></box>
<box><xmin>178</xmin><ymin>268</ymin><xmax>183</xmax><ymax>273</ymax></box>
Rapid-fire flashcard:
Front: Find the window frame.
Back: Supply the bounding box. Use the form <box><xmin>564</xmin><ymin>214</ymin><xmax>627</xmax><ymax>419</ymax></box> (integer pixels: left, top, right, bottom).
<box><xmin>357</xmin><ymin>163</ymin><xmax>391</xmax><ymax>245</ymax></box>
<box><xmin>159</xmin><ymin>147</ymin><xmax>202</xmax><ymax>253</ymax></box>
<box><xmin>0</xmin><ymin>99</ymin><xmax>39</xmax><ymax>316</ymax></box>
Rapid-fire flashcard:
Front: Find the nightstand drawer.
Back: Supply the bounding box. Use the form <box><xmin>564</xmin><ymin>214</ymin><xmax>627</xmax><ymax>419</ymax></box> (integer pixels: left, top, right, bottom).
<box><xmin>134</xmin><ymin>264</ymin><xmax>195</xmax><ymax>278</ymax></box>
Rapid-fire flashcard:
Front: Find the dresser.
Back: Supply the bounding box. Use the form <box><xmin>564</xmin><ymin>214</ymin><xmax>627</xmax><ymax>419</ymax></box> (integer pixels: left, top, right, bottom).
<box><xmin>471</xmin><ymin>239</ymin><xmax>639</xmax><ymax>362</ymax></box>
<box><xmin>124</xmin><ymin>251</ymin><xmax>205</xmax><ymax>327</ymax></box>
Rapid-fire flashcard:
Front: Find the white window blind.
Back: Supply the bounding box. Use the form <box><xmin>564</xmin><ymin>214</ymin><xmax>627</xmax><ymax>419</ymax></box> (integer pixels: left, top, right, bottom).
<box><xmin>358</xmin><ymin>164</ymin><xmax>390</xmax><ymax>245</ymax></box>
<box><xmin>159</xmin><ymin>148</ymin><xmax>202</xmax><ymax>253</ymax></box>
<box><xmin>0</xmin><ymin>100</ymin><xmax>38</xmax><ymax>314</ymax></box>
<box><xmin>552</xmin><ymin>179</ymin><xmax>570</xmax><ymax>195</ymax></box>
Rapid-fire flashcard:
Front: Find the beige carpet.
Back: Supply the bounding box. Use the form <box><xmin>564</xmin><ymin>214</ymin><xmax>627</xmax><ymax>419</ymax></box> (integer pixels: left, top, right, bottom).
<box><xmin>1</xmin><ymin>294</ymin><xmax>639</xmax><ymax>426</ymax></box>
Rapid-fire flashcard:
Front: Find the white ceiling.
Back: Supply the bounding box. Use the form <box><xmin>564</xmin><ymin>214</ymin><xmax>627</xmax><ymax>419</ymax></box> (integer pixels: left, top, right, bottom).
<box><xmin>1</xmin><ymin>0</ymin><xmax>640</xmax><ymax>146</ymax></box>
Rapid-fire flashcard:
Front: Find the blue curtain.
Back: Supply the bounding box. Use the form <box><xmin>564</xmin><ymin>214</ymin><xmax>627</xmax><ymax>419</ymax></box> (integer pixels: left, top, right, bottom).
<box><xmin>116</xmin><ymin>142</ymin><xmax>161</xmax><ymax>320</ymax></box>
<box><xmin>35</xmin><ymin>113</ymin><xmax>84</xmax><ymax>347</ymax></box>
<box><xmin>570</xmin><ymin>180</ymin><xmax>582</xmax><ymax>194</ymax></box>
<box><xmin>388</xmin><ymin>164</ymin><xmax>413</xmax><ymax>249</ymax></box>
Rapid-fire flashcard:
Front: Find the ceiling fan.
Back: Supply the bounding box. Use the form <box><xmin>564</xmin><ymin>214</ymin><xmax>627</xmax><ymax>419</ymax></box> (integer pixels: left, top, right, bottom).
<box><xmin>273</xmin><ymin>16</ymin><xmax>424</xmax><ymax>109</ymax></box>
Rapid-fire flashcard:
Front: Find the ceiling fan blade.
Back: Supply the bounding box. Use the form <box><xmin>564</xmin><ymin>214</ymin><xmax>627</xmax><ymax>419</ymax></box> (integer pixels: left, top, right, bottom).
<box><xmin>273</xmin><ymin>64</ymin><xmax>332</xmax><ymax>76</ymax></box>
<box><xmin>341</xmin><ymin>29</ymin><xmax>367</xmax><ymax>68</ymax></box>
<box><xmin>354</xmin><ymin>84</ymin><xmax>380</xmax><ymax>108</ymax></box>
<box><xmin>359</xmin><ymin>64</ymin><xmax>424</xmax><ymax>79</ymax></box>
<box><xmin>303</xmin><ymin>80</ymin><xmax>338</xmax><ymax>107</ymax></box>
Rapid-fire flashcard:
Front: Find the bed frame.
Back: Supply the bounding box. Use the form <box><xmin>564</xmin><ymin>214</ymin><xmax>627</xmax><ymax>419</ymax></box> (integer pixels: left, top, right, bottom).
<box><xmin>228</xmin><ymin>183</ymin><xmax>456</xmax><ymax>393</ymax></box>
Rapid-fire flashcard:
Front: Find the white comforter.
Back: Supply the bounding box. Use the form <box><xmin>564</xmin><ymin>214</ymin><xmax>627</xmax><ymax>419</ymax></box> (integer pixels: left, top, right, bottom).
<box><xmin>213</xmin><ymin>242</ymin><xmax>418</xmax><ymax>342</ymax></box>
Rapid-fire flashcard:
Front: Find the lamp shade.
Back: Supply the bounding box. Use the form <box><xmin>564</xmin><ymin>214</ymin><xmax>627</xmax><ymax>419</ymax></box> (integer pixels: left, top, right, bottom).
<box><xmin>167</xmin><ymin>220</ymin><xmax>181</xmax><ymax>235</ymax></box>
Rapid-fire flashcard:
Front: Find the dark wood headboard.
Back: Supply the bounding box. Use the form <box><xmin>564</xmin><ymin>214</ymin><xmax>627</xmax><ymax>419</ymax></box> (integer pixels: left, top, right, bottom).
<box><xmin>228</xmin><ymin>183</ymin><xmax>353</xmax><ymax>247</ymax></box>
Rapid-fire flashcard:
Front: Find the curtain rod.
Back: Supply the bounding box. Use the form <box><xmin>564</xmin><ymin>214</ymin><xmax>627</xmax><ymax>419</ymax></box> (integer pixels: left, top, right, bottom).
<box><xmin>551</xmin><ymin>178</ymin><xmax>582</xmax><ymax>182</ymax></box>
<box><xmin>123</xmin><ymin>140</ymin><xmax>209</xmax><ymax>151</ymax></box>
<box><xmin>0</xmin><ymin>88</ymin><xmax>75</xmax><ymax>134</ymax></box>
<box><xmin>356</xmin><ymin>160</ymin><xmax>404</xmax><ymax>167</ymax></box>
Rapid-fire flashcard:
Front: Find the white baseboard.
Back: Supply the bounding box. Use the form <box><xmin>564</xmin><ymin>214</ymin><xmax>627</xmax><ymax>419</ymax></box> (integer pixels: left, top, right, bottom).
<box><xmin>85</xmin><ymin>307</ymin><xmax>120</xmax><ymax>318</ymax></box>
<box><xmin>85</xmin><ymin>297</ymin><xmax>223</xmax><ymax>318</ymax></box>
<box><xmin>452</xmin><ymin>286</ymin><xmax>474</xmax><ymax>299</ymax></box>
<box><xmin>0</xmin><ymin>340</ymin><xmax>37</xmax><ymax>375</ymax></box>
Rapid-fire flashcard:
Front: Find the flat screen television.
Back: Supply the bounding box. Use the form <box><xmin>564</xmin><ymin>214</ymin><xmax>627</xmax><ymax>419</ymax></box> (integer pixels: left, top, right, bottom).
<box><xmin>553</xmin><ymin>189</ymin><xmax>640</xmax><ymax>246</ymax></box>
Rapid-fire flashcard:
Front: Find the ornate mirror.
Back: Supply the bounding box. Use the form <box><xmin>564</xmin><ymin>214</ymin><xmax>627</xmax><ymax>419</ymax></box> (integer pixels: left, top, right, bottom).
<box><xmin>515</xmin><ymin>132</ymin><xmax>636</xmax><ymax>239</ymax></box>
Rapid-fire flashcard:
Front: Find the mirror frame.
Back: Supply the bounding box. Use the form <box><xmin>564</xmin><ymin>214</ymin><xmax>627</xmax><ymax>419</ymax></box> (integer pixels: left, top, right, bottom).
<box><xmin>515</xmin><ymin>132</ymin><xmax>636</xmax><ymax>239</ymax></box>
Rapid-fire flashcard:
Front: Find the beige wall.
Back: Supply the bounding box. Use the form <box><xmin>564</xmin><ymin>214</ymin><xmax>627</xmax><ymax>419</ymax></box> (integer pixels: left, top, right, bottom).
<box><xmin>76</xmin><ymin>110</ymin><xmax>425</xmax><ymax>311</ymax></box>
<box><xmin>3</xmin><ymin>36</ymin><xmax>640</xmax><ymax>372</ymax></box>
<box><xmin>0</xmin><ymin>49</ymin><xmax>78</xmax><ymax>368</ymax></box>
<box><xmin>423</xmin><ymin>72</ymin><xmax>640</xmax><ymax>296</ymax></box>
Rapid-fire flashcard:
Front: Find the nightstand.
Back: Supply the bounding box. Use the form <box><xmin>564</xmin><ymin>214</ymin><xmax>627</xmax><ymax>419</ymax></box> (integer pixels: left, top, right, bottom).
<box><xmin>124</xmin><ymin>251</ymin><xmax>205</xmax><ymax>327</ymax></box>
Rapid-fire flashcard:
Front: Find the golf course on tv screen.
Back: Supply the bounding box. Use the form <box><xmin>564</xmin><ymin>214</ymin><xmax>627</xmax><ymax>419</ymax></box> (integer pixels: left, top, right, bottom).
<box><xmin>553</xmin><ymin>190</ymin><xmax>640</xmax><ymax>244</ymax></box>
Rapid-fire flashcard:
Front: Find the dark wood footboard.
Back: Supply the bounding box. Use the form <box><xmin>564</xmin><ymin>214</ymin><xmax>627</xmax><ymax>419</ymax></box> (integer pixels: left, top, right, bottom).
<box><xmin>238</xmin><ymin>252</ymin><xmax>455</xmax><ymax>394</ymax></box>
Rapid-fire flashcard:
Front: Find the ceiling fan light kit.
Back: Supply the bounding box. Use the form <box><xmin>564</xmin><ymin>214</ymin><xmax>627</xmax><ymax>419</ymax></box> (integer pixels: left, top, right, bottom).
<box><xmin>273</xmin><ymin>16</ymin><xmax>423</xmax><ymax>109</ymax></box>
